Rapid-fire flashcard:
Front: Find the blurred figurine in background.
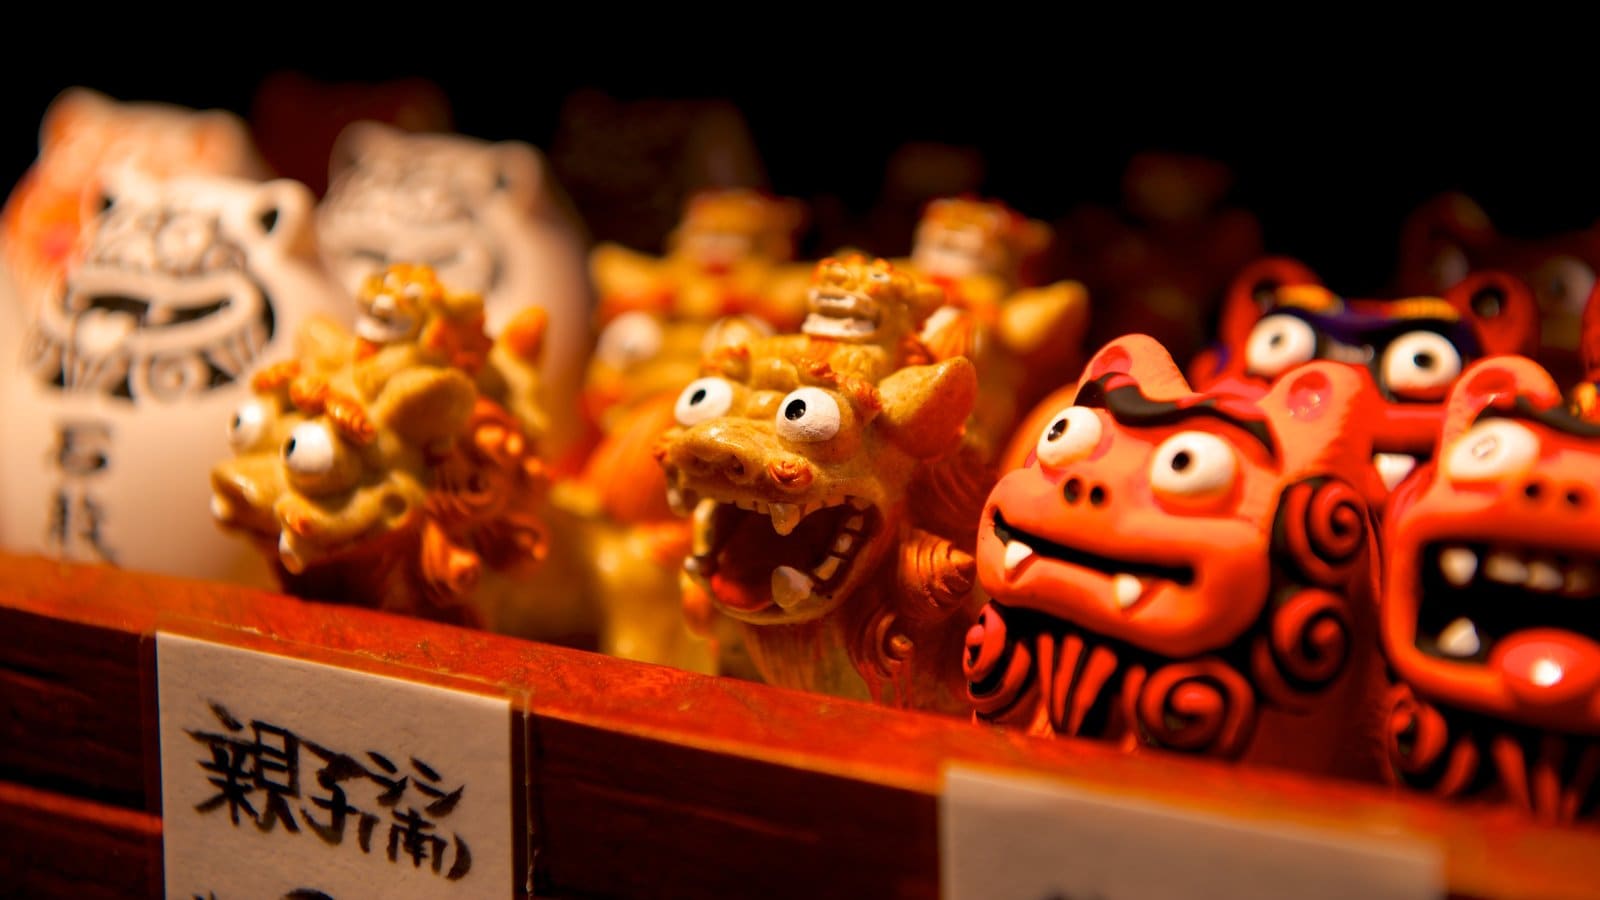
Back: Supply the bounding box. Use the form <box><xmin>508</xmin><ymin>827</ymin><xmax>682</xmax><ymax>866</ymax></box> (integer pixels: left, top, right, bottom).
<box><xmin>660</xmin><ymin>255</ymin><xmax>991</xmax><ymax>711</ymax></box>
<box><xmin>1382</xmin><ymin>355</ymin><xmax>1600</xmax><ymax>822</ymax></box>
<box><xmin>0</xmin><ymin>87</ymin><xmax>268</xmax><ymax>311</ymax></box>
<box><xmin>250</xmin><ymin>71</ymin><xmax>454</xmax><ymax>196</ymax></box>
<box><xmin>211</xmin><ymin>264</ymin><xmax>594</xmax><ymax>640</ymax></box>
<box><xmin>1397</xmin><ymin>192</ymin><xmax>1600</xmax><ymax>386</ymax></box>
<box><xmin>970</xmin><ymin>335</ymin><xmax>1389</xmax><ymax>779</ymax></box>
<box><xmin>317</xmin><ymin>122</ymin><xmax>594</xmax><ymax>468</ymax></box>
<box><xmin>1187</xmin><ymin>259</ymin><xmax>1538</xmax><ymax>493</ymax></box>
<box><xmin>0</xmin><ymin>170</ymin><xmax>345</xmax><ymax>586</ymax></box>
<box><xmin>1055</xmin><ymin>153</ymin><xmax>1263</xmax><ymax>368</ymax></box>
<box><xmin>901</xmin><ymin>197</ymin><xmax>1090</xmax><ymax>461</ymax></box>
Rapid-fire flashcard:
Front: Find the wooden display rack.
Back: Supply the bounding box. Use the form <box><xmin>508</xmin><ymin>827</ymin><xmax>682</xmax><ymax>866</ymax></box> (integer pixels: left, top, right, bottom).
<box><xmin>2</xmin><ymin>550</ymin><xmax>1598</xmax><ymax>899</ymax></box>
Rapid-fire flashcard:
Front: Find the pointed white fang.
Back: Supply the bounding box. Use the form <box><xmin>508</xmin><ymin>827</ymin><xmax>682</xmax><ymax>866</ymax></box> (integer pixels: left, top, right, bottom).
<box><xmin>1003</xmin><ymin>541</ymin><xmax>1034</xmax><ymax>574</ymax></box>
<box><xmin>1439</xmin><ymin>547</ymin><xmax>1478</xmax><ymax>587</ymax></box>
<box><xmin>848</xmin><ymin>496</ymin><xmax>871</xmax><ymax>510</ymax></box>
<box><xmin>1113</xmin><ymin>574</ymin><xmax>1142</xmax><ymax>609</ymax></box>
<box><xmin>769</xmin><ymin>503</ymin><xmax>801</xmax><ymax>536</ymax></box>
<box><xmin>833</xmin><ymin>532</ymin><xmax>854</xmax><ymax>554</ymax></box>
<box><xmin>1374</xmin><ymin>453</ymin><xmax>1419</xmax><ymax>491</ymax></box>
<box><xmin>210</xmin><ymin>494</ymin><xmax>232</xmax><ymax>522</ymax></box>
<box><xmin>1527</xmin><ymin>560</ymin><xmax>1564</xmax><ymax>591</ymax></box>
<box><xmin>1485</xmin><ymin>552</ymin><xmax>1528</xmax><ymax>584</ymax></box>
<box><xmin>813</xmin><ymin>556</ymin><xmax>843</xmax><ymax>581</ymax></box>
<box><xmin>772</xmin><ymin>566</ymin><xmax>815</xmax><ymax>609</ymax></box>
<box><xmin>278</xmin><ymin>534</ymin><xmax>306</xmax><ymax>575</ymax></box>
<box><xmin>667</xmin><ymin>486</ymin><xmax>688</xmax><ymax>516</ymax></box>
<box><xmin>692</xmin><ymin>498</ymin><xmax>719</xmax><ymax>556</ymax></box>
<box><xmin>1437</xmin><ymin>618</ymin><xmax>1481</xmax><ymax>658</ymax></box>
<box><xmin>845</xmin><ymin>514</ymin><xmax>865</xmax><ymax>530</ymax></box>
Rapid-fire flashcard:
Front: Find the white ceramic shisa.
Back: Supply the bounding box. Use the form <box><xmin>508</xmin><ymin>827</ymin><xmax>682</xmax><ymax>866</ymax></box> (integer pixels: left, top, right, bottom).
<box><xmin>0</xmin><ymin>170</ymin><xmax>347</xmax><ymax>584</ymax></box>
<box><xmin>0</xmin><ymin>87</ymin><xmax>267</xmax><ymax>316</ymax></box>
<box><xmin>316</xmin><ymin>122</ymin><xmax>594</xmax><ymax>463</ymax></box>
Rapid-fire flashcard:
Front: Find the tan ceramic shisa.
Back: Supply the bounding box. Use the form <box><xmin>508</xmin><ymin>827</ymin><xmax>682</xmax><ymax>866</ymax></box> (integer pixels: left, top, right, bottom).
<box><xmin>900</xmin><ymin>197</ymin><xmax>1090</xmax><ymax>460</ymax></box>
<box><xmin>658</xmin><ymin>254</ymin><xmax>993</xmax><ymax>711</ymax></box>
<box><xmin>211</xmin><ymin>264</ymin><xmax>592</xmax><ymax>639</ymax></box>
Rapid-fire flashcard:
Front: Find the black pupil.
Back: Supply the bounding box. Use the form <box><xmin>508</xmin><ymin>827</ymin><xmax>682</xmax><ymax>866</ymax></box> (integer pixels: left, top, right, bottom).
<box><xmin>1172</xmin><ymin>450</ymin><xmax>1192</xmax><ymax>472</ymax></box>
<box><xmin>1413</xmin><ymin>351</ymin><xmax>1435</xmax><ymax>370</ymax></box>
<box><xmin>1047</xmin><ymin>419</ymin><xmax>1067</xmax><ymax>441</ymax></box>
<box><xmin>1269</xmin><ymin>332</ymin><xmax>1284</xmax><ymax>348</ymax></box>
<box><xmin>690</xmin><ymin>388</ymin><xmax>707</xmax><ymax>405</ymax></box>
<box><xmin>785</xmin><ymin>399</ymin><xmax>807</xmax><ymax>421</ymax></box>
<box><xmin>232</xmin><ymin>414</ymin><xmax>242</xmax><ymax>430</ymax></box>
<box><xmin>285</xmin><ymin>437</ymin><xmax>297</xmax><ymax>456</ymax></box>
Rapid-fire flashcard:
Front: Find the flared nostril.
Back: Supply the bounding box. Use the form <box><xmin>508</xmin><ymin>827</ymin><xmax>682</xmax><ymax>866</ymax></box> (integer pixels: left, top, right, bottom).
<box><xmin>1565</xmin><ymin>485</ymin><xmax>1591</xmax><ymax>510</ymax></box>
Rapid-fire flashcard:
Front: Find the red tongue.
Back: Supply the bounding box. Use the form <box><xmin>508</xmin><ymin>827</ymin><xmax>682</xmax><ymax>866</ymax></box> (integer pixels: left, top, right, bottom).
<box><xmin>1492</xmin><ymin>630</ymin><xmax>1600</xmax><ymax>705</ymax></box>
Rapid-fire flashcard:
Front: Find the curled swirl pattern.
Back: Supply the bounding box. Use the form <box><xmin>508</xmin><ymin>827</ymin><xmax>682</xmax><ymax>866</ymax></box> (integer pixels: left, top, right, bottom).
<box><xmin>1268</xmin><ymin>588</ymin><xmax>1350</xmax><ymax>688</ymax></box>
<box><xmin>1383</xmin><ymin>683</ymin><xmax>1477</xmax><ymax>795</ymax></box>
<box><xmin>1279</xmin><ymin>478</ymin><xmax>1366</xmax><ymax>588</ymax></box>
<box><xmin>1136</xmin><ymin>659</ymin><xmax>1256</xmax><ymax>758</ymax></box>
<box><xmin>964</xmin><ymin>603</ymin><xmax>1038</xmax><ymax>722</ymax></box>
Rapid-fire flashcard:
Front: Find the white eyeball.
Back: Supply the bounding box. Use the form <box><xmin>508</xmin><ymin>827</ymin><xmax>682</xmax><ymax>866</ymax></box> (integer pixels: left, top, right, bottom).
<box><xmin>595</xmin><ymin>311</ymin><xmax>664</xmax><ymax>368</ymax></box>
<box><xmin>1538</xmin><ymin>256</ymin><xmax>1596</xmax><ymax>315</ymax></box>
<box><xmin>1149</xmin><ymin>431</ymin><xmax>1237</xmax><ymax>500</ymax></box>
<box><xmin>284</xmin><ymin>423</ymin><xmax>337</xmax><ymax>477</ymax></box>
<box><xmin>229</xmin><ymin>400</ymin><xmax>267</xmax><ymax>451</ymax></box>
<box><xmin>775</xmin><ymin>387</ymin><xmax>841</xmax><ymax>442</ymax></box>
<box><xmin>1382</xmin><ymin>331</ymin><xmax>1462</xmax><ymax>398</ymax></box>
<box><xmin>1035</xmin><ymin>407</ymin><xmax>1103</xmax><ymax>468</ymax></box>
<box><xmin>1444</xmin><ymin>419</ymin><xmax>1539</xmax><ymax>482</ymax></box>
<box><xmin>1245</xmin><ymin>314</ymin><xmax>1317</xmax><ymax>378</ymax></box>
<box><xmin>675</xmin><ymin>377</ymin><xmax>735</xmax><ymax>426</ymax></box>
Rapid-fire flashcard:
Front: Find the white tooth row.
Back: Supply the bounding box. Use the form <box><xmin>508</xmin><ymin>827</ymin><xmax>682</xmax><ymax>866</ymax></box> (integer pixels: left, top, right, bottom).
<box><xmin>1439</xmin><ymin>545</ymin><xmax>1596</xmax><ymax>594</ymax></box>
<box><xmin>769</xmin><ymin>506</ymin><xmax>869</xmax><ymax>610</ymax></box>
<box><xmin>765</xmin><ymin>494</ymin><xmax>869</xmax><ymax>537</ymax></box>
<box><xmin>1001</xmin><ymin>539</ymin><xmax>1144</xmax><ymax>610</ymax></box>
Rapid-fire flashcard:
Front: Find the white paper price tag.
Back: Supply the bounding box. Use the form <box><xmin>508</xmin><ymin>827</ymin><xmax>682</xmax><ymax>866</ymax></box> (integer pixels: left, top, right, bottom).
<box><xmin>157</xmin><ymin>632</ymin><xmax>515</xmax><ymax>900</ymax></box>
<box><xmin>941</xmin><ymin>764</ymin><xmax>1444</xmax><ymax>900</ymax></box>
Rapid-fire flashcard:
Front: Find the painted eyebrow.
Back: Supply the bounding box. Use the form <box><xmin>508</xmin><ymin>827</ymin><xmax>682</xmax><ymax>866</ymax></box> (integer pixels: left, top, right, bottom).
<box><xmin>1075</xmin><ymin>375</ymin><xmax>1278</xmax><ymax>459</ymax></box>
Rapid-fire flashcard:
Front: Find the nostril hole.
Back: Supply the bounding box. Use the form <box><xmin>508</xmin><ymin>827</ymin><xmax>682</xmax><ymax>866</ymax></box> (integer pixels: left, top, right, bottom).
<box><xmin>1567</xmin><ymin>488</ymin><xmax>1588</xmax><ymax>509</ymax></box>
<box><xmin>1064</xmin><ymin>478</ymin><xmax>1083</xmax><ymax>503</ymax></box>
<box><xmin>1089</xmin><ymin>485</ymin><xmax>1108</xmax><ymax>506</ymax></box>
<box><xmin>1525</xmin><ymin>480</ymin><xmax>1544</xmax><ymax>501</ymax></box>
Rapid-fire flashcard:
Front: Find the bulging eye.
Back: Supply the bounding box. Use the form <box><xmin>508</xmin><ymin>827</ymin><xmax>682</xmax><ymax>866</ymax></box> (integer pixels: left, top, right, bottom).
<box><xmin>1382</xmin><ymin>331</ymin><xmax>1462</xmax><ymax>398</ymax></box>
<box><xmin>1149</xmin><ymin>431</ymin><xmax>1237</xmax><ymax>500</ymax></box>
<box><xmin>595</xmin><ymin>311</ymin><xmax>664</xmax><ymax>368</ymax></box>
<box><xmin>1245</xmin><ymin>314</ymin><xmax>1317</xmax><ymax>378</ymax></box>
<box><xmin>1538</xmin><ymin>257</ymin><xmax>1596</xmax><ymax>314</ymax></box>
<box><xmin>1035</xmin><ymin>407</ymin><xmax>1102</xmax><ymax>467</ymax></box>
<box><xmin>229</xmin><ymin>400</ymin><xmax>268</xmax><ymax>451</ymax></box>
<box><xmin>675</xmin><ymin>377</ymin><xmax>734</xmax><ymax>426</ymax></box>
<box><xmin>775</xmin><ymin>387</ymin><xmax>841</xmax><ymax>442</ymax></box>
<box><xmin>1445</xmin><ymin>419</ymin><xmax>1539</xmax><ymax>482</ymax></box>
<box><xmin>284</xmin><ymin>423</ymin><xmax>337</xmax><ymax>477</ymax></box>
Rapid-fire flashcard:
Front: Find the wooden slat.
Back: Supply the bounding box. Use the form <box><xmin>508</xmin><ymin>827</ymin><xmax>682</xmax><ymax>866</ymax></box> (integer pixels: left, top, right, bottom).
<box><xmin>0</xmin><ymin>779</ymin><xmax>162</xmax><ymax>898</ymax></box>
<box><xmin>3</xmin><ymin>551</ymin><xmax>1600</xmax><ymax>899</ymax></box>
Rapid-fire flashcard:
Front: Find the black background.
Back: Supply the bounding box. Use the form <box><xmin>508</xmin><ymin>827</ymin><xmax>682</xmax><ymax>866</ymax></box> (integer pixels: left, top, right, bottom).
<box><xmin>4</xmin><ymin>27</ymin><xmax>1595</xmax><ymax>296</ymax></box>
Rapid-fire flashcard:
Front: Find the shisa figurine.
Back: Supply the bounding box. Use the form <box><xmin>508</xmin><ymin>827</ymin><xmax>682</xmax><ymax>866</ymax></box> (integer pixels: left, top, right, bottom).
<box><xmin>1397</xmin><ymin>192</ymin><xmax>1600</xmax><ymax>385</ymax></box>
<box><xmin>658</xmin><ymin>255</ymin><xmax>991</xmax><ymax>710</ymax></box>
<box><xmin>1186</xmin><ymin>259</ymin><xmax>1538</xmax><ymax>492</ymax></box>
<box><xmin>0</xmin><ymin>170</ymin><xmax>345</xmax><ymax>585</ymax></box>
<box><xmin>316</xmin><ymin>122</ymin><xmax>593</xmax><ymax>465</ymax></box>
<box><xmin>0</xmin><ymin>87</ymin><xmax>267</xmax><ymax>311</ymax></box>
<box><xmin>968</xmin><ymin>335</ymin><xmax>1389</xmax><ymax>778</ymax></box>
<box><xmin>900</xmin><ymin>197</ymin><xmax>1090</xmax><ymax>460</ymax></box>
<box><xmin>591</xmin><ymin>188</ymin><xmax>812</xmax><ymax>331</ymax></box>
<box><xmin>211</xmin><ymin>264</ymin><xmax>593</xmax><ymax>639</ymax></box>
<box><xmin>1382</xmin><ymin>354</ymin><xmax>1600</xmax><ymax>821</ymax></box>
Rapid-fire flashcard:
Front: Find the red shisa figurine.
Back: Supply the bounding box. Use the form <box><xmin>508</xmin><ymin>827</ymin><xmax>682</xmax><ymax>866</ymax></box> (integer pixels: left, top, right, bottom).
<box><xmin>1184</xmin><ymin>259</ymin><xmax>1538</xmax><ymax>494</ymax></box>
<box><xmin>1397</xmin><ymin>192</ymin><xmax>1600</xmax><ymax>386</ymax></box>
<box><xmin>968</xmin><ymin>335</ymin><xmax>1390</xmax><ymax>778</ymax></box>
<box><xmin>1382</xmin><ymin>355</ymin><xmax>1600</xmax><ymax>822</ymax></box>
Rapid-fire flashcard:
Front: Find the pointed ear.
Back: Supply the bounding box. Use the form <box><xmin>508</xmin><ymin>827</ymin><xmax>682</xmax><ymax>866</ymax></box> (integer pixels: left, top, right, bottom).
<box><xmin>375</xmin><ymin>367</ymin><xmax>477</xmax><ymax>451</ymax></box>
<box><xmin>1080</xmin><ymin>334</ymin><xmax>1192</xmax><ymax>401</ymax></box>
<box><xmin>489</xmin><ymin>140</ymin><xmax>545</xmax><ymax>212</ymax></box>
<box><xmin>1215</xmin><ymin>257</ymin><xmax>1322</xmax><ymax>350</ymax></box>
<box><xmin>1441</xmin><ymin>356</ymin><xmax>1561</xmax><ymax>449</ymax></box>
<box><xmin>879</xmin><ymin>356</ymin><xmax>977</xmax><ymax>458</ymax></box>
<box><xmin>41</xmin><ymin>87</ymin><xmax>111</xmax><ymax>148</ymax></box>
<box><xmin>1260</xmin><ymin>361</ymin><xmax>1384</xmax><ymax>474</ymax></box>
<box><xmin>1445</xmin><ymin>270</ymin><xmax>1539</xmax><ymax>357</ymax></box>
<box><xmin>245</xmin><ymin>179</ymin><xmax>316</xmax><ymax>253</ymax></box>
<box><xmin>328</xmin><ymin>120</ymin><xmax>396</xmax><ymax>182</ymax></box>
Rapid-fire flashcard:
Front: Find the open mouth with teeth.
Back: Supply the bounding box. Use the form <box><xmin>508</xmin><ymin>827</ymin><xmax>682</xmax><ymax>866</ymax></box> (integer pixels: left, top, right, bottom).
<box><xmin>678</xmin><ymin>488</ymin><xmax>880</xmax><ymax>620</ymax></box>
<box><xmin>992</xmin><ymin>509</ymin><xmax>1195</xmax><ymax>611</ymax></box>
<box><xmin>1373</xmin><ymin>452</ymin><xmax>1423</xmax><ymax>492</ymax></box>
<box><xmin>802</xmin><ymin>289</ymin><xmax>880</xmax><ymax>340</ymax></box>
<box><xmin>1414</xmin><ymin>541</ymin><xmax>1600</xmax><ymax>663</ymax></box>
<box><xmin>74</xmin><ymin>293</ymin><xmax>233</xmax><ymax>328</ymax></box>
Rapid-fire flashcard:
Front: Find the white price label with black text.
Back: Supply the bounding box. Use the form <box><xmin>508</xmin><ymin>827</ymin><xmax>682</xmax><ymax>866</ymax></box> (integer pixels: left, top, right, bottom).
<box><xmin>941</xmin><ymin>764</ymin><xmax>1443</xmax><ymax>900</ymax></box>
<box><xmin>158</xmin><ymin>632</ymin><xmax>514</xmax><ymax>900</ymax></box>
